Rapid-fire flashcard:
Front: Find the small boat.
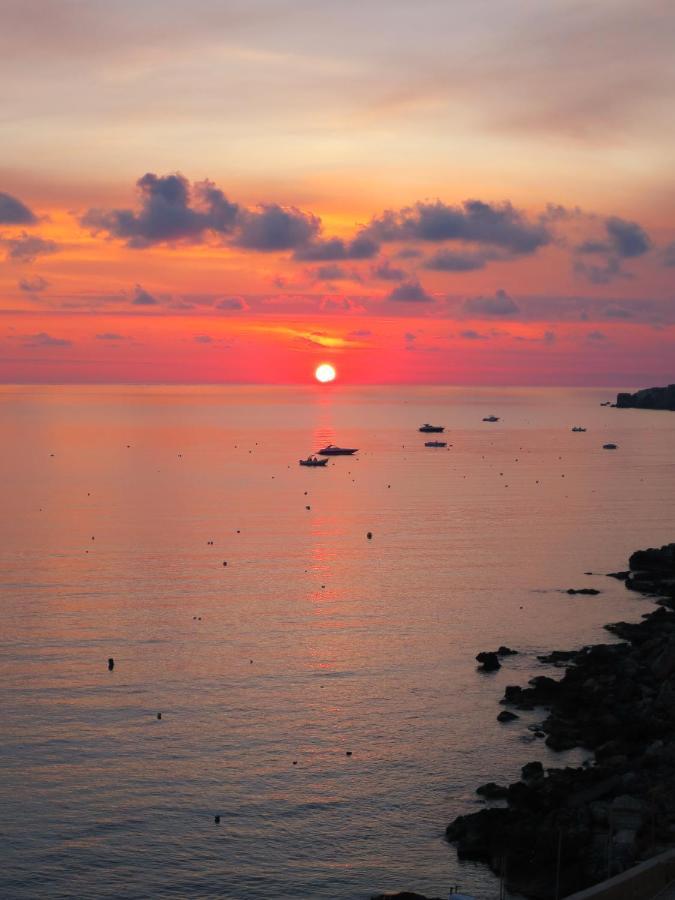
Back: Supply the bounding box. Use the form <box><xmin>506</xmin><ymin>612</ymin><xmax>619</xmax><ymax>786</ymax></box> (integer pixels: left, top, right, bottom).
<box><xmin>316</xmin><ymin>444</ymin><xmax>358</xmax><ymax>456</ymax></box>
<box><xmin>603</xmin><ymin>443</ymin><xmax>618</xmax><ymax>450</ymax></box>
<box><xmin>424</xmin><ymin>440</ymin><xmax>447</xmax><ymax>448</ymax></box>
<box><xmin>571</xmin><ymin>426</ymin><xmax>587</xmax><ymax>432</ymax></box>
<box><xmin>299</xmin><ymin>456</ymin><xmax>328</xmax><ymax>467</ymax></box>
<box><xmin>482</xmin><ymin>415</ymin><xmax>499</xmax><ymax>422</ymax></box>
<box><xmin>419</xmin><ymin>423</ymin><xmax>444</xmax><ymax>433</ymax></box>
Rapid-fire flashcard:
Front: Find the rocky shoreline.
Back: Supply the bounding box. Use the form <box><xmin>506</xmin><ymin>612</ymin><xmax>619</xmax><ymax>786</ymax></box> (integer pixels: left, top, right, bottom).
<box><xmin>442</xmin><ymin>542</ymin><xmax>675</xmax><ymax>899</ymax></box>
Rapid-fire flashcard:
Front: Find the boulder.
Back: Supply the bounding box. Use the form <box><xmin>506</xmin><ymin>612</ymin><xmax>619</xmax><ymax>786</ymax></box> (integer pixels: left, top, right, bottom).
<box><xmin>476</xmin><ymin>651</ymin><xmax>500</xmax><ymax>671</ymax></box>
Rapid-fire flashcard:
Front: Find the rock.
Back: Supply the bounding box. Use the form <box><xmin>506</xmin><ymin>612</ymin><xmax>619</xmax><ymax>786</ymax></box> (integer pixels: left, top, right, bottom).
<box><xmin>566</xmin><ymin>588</ymin><xmax>601</xmax><ymax>595</ymax></box>
<box><xmin>497</xmin><ymin>645</ymin><xmax>518</xmax><ymax>656</ymax></box>
<box><xmin>497</xmin><ymin>710</ymin><xmax>519</xmax><ymax>723</ymax></box>
<box><xmin>476</xmin><ymin>651</ymin><xmax>500</xmax><ymax>671</ymax></box>
<box><xmin>651</xmin><ymin>637</ymin><xmax>675</xmax><ymax>679</ymax></box>
<box><xmin>521</xmin><ymin>760</ymin><xmax>544</xmax><ymax>781</ymax></box>
<box><xmin>616</xmin><ymin>384</ymin><xmax>675</xmax><ymax>411</ymax></box>
<box><xmin>537</xmin><ymin>649</ymin><xmax>578</xmax><ymax>665</ymax></box>
<box><xmin>476</xmin><ymin>781</ymin><xmax>509</xmax><ymax>799</ymax></box>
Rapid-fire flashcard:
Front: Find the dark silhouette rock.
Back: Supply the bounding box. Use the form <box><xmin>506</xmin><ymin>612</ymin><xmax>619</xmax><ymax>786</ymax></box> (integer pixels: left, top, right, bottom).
<box><xmin>497</xmin><ymin>645</ymin><xmax>518</xmax><ymax>656</ymax></box>
<box><xmin>616</xmin><ymin>384</ymin><xmax>675</xmax><ymax>411</ymax></box>
<box><xmin>476</xmin><ymin>651</ymin><xmax>500</xmax><ymax>671</ymax></box>
<box><xmin>497</xmin><ymin>710</ymin><xmax>519</xmax><ymax>723</ymax></box>
<box><xmin>566</xmin><ymin>588</ymin><xmax>601</xmax><ymax>595</ymax></box>
<box><xmin>447</xmin><ymin>541</ymin><xmax>675</xmax><ymax>898</ymax></box>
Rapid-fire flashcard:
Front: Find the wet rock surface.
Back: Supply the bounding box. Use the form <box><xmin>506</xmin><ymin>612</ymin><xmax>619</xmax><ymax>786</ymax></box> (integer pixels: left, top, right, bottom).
<box><xmin>447</xmin><ymin>542</ymin><xmax>675</xmax><ymax>899</ymax></box>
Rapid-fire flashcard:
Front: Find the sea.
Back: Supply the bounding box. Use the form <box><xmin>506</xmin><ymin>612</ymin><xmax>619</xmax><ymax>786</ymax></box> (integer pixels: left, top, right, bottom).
<box><xmin>1</xmin><ymin>385</ymin><xmax>674</xmax><ymax>900</ymax></box>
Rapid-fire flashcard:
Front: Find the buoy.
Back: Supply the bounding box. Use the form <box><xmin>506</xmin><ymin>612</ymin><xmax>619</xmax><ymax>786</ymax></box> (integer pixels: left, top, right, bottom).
<box><xmin>108</xmin><ymin>658</ymin><xmax>114</xmax><ymax>671</ymax></box>
<box><xmin>346</xmin><ymin>751</ymin><xmax>352</xmax><ymax>756</ymax></box>
<box><xmin>214</xmin><ymin>815</ymin><xmax>220</xmax><ymax>824</ymax></box>
<box><xmin>367</xmin><ymin>532</ymin><xmax>372</xmax><ymax>540</ymax></box>
<box><xmin>223</xmin><ymin>561</ymin><xmax>227</xmax><ymax>566</ymax></box>
<box><xmin>157</xmin><ymin>712</ymin><xmax>162</xmax><ymax>720</ymax></box>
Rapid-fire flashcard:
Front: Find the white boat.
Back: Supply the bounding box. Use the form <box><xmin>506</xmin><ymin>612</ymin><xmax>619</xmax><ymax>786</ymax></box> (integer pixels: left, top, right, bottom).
<box><xmin>316</xmin><ymin>444</ymin><xmax>358</xmax><ymax>456</ymax></box>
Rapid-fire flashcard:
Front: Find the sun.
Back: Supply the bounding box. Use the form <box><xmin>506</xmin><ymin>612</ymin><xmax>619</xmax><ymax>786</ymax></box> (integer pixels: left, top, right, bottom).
<box><xmin>315</xmin><ymin>363</ymin><xmax>336</xmax><ymax>383</ymax></box>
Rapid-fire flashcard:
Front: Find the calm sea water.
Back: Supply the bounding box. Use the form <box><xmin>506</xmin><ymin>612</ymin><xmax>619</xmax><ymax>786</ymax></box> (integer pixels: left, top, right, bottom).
<box><xmin>2</xmin><ymin>385</ymin><xmax>674</xmax><ymax>900</ymax></box>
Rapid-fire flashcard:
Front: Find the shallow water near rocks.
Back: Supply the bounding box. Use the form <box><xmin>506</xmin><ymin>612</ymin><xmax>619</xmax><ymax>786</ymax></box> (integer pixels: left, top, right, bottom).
<box><xmin>1</xmin><ymin>385</ymin><xmax>674</xmax><ymax>900</ymax></box>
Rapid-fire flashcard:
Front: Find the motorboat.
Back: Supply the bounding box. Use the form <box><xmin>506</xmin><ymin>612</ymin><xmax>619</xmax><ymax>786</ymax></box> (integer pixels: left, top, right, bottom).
<box><xmin>316</xmin><ymin>444</ymin><xmax>358</xmax><ymax>456</ymax></box>
<box><xmin>419</xmin><ymin>423</ymin><xmax>444</xmax><ymax>433</ymax></box>
<box><xmin>299</xmin><ymin>456</ymin><xmax>328</xmax><ymax>467</ymax></box>
<box><xmin>424</xmin><ymin>440</ymin><xmax>447</xmax><ymax>447</ymax></box>
<box><xmin>603</xmin><ymin>443</ymin><xmax>618</xmax><ymax>450</ymax></box>
<box><xmin>571</xmin><ymin>426</ymin><xmax>587</xmax><ymax>432</ymax></box>
<box><xmin>482</xmin><ymin>415</ymin><xmax>499</xmax><ymax>422</ymax></box>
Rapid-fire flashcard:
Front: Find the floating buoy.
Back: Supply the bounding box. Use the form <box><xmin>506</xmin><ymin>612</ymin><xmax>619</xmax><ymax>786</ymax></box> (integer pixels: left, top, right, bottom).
<box><xmin>157</xmin><ymin>712</ymin><xmax>162</xmax><ymax>720</ymax></box>
<box><xmin>367</xmin><ymin>532</ymin><xmax>372</xmax><ymax>540</ymax></box>
<box><xmin>214</xmin><ymin>815</ymin><xmax>220</xmax><ymax>824</ymax></box>
<box><xmin>108</xmin><ymin>658</ymin><xmax>114</xmax><ymax>671</ymax></box>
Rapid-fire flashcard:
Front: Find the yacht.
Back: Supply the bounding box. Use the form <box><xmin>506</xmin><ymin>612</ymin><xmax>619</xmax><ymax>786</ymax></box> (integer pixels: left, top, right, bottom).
<box><xmin>482</xmin><ymin>415</ymin><xmax>500</xmax><ymax>422</ymax></box>
<box><xmin>571</xmin><ymin>426</ymin><xmax>587</xmax><ymax>432</ymax></box>
<box><xmin>316</xmin><ymin>444</ymin><xmax>358</xmax><ymax>456</ymax></box>
<box><xmin>419</xmin><ymin>423</ymin><xmax>444</xmax><ymax>433</ymax></box>
<box><xmin>424</xmin><ymin>440</ymin><xmax>447</xmax><ymax>448</ymax></box>
<box><xmin>603</xmin><ymin>443</ymin><xmax>618</xmax><ymax>450</ymax></box>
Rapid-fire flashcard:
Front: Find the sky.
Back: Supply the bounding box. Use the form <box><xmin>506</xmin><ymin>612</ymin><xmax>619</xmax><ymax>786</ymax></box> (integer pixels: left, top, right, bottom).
<box><xmin>1</xmin><ymin>0</ymin><xmax>674</xmax><ymax>385</ymax></box>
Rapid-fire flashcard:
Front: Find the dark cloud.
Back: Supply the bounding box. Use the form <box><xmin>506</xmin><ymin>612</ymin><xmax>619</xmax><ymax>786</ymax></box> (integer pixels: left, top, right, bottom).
<box><xmin>367</xmin><ymin>200</ymin><xmax>551</xmax><ymax>254</ymax></box>
<box><xmin>587</xmin><ymin>330</ymin><xmax>607</xmax><ymax>341</ymax></box>
<box><xmin>388</xmin><ymin>279</ymin><xmax>433</xmax><ymax>303</ymax></box>
<box><xmin>313</xmin><ymin>264</ymin><xmax>348</xmax><ymax>281</ymax></box>
<box><xmin>23</xmin><ymin>331</ymin><xmax>71</xmax><ymax>347</ymax></box>
<box><xmin>95</xmin><ymin>332</ymin><xmax>125</xmax><ymax>340</ymax></box>
<box><xmin>459</xmin><ymin>329</ymin><xmax>489</xmax><ymax>340</ymax></box>
<box><xmin>603</xmin><ymin>305</ymin><xmax>633</xmax><ymax>319</ymax></box>
<box><xmin>576</xmin><ymin>240</ymin><xmax>611</xmax><ymax>255</ymax></box>
<box><xmin>395</xmin><ymin>247</ymin><xmax>423</xmax><ymax>259</ymax></box>
<box><xmin>0</xmin><ymin>191</ymin><xmax>37</xmax><ymax>225</ymax></box>
<box><xmin>4</xmin><ymin>232</ymin><xmax>59</xmax><ymax>262</ymax></box>
<box><xmin>320</xmin><ymin>296</ymin><xmax>366</xmax><ymax>313</ymax></box>
<box><xmin>544</xmin><ymin>330</ymin><xmax>556</xmax><ymax>344</ymax></box>
<box><xmin>372</xmin><ymin>259</ymin><xmax>406</xmax><ymax>281</ymax></box>
<box><xmin>235</xmin><ymin>204</ymin><xmax>320</xmax><ymax>251</ymax></box>
<box><xmin>215</xmin><ymin>296</ymin><xmax>249</xmax><ymax>311</ymax></box>
<box><xmin>19</xmin><ymin>276</ymin><xmax>49</xmax><ymax>292</ymax></box>
<box><xmin>463</xmin><ymin>288</ymin><xmax>519</xmax><ymax>316</ymax></box>
<box><xmin>424</xmin><ymin>249</ymin><xmax>489</xmax><ymax>271</ymax></box>
<box><xmin>132</xmin><ymin>285</ymin><xmax>158</xmax><ymax>306</ymax></box>
<box><xmin>663</xmin><ymin>242</ymin><xmax>675</xmax><ymax>267</ymax></box>
<box><xmin>606</xmin><ymin>217</ymin><xmax>651</xmax><ymax>258</ymax></box>
<box><xmin>294</xmin><ymin>233</ymin><xmax>379</xmax><ymax>261</ymax></box>
<box><xmin>574</xmin><ymin>256</ymin><xmax>629</xmax><ymax>285</ymax></box>
<box><xmin>81</xmin><ymin>173</ymin><xmax>239</xmax><ymax>248</ymax></box>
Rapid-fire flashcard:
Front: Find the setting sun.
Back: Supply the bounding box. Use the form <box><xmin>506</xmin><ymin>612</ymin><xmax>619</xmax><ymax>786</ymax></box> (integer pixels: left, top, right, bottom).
<box><xmin>315</xmin><ymin>363</ymin><xmax>336</xmax><ymax>383</ymax></box>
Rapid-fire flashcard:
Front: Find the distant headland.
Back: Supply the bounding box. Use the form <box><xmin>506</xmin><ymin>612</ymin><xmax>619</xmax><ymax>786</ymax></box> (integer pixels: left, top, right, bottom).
<box><xmin>616</xmin><ymin>384</ymin><xmax>675</xmax><ymax>411</ymax></box>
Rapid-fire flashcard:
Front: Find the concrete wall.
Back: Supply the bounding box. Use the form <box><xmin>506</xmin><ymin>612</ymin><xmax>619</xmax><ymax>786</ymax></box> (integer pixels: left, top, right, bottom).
<box><xmin>564</xmin><ymin>849</ymin><xmax>675</xmax><ymax>900</ymax></box>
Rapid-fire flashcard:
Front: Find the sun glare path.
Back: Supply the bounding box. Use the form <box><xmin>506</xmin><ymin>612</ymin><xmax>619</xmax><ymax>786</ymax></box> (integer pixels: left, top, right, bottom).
<box><xmin>315</xmin><ymin>363</ymin><xmax>336</xmax><ymax>383</ymax></box>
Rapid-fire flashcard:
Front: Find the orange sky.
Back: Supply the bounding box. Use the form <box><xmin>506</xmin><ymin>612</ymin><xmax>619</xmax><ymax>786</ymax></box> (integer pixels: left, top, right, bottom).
<box><xmin>1</xmin><ymin>1</ymin><xmax>674</xmax><ymax>385</ymax></box>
